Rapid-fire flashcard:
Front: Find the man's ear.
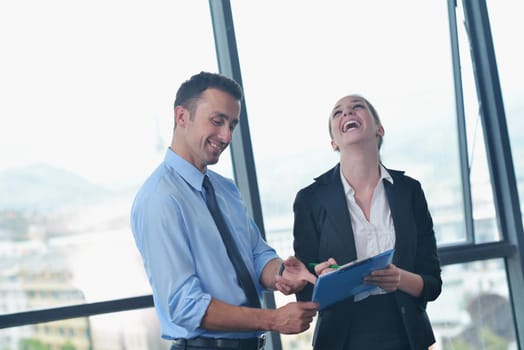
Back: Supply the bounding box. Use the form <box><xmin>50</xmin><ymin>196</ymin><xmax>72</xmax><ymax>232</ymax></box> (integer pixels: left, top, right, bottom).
<box><xmin>174</xmin><ymin>105</ymin><xmax>189</xmax><ymax>127</ymax></box>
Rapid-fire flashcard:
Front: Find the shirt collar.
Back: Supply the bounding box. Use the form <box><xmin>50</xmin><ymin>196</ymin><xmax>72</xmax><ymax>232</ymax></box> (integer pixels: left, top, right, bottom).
<box><xmin>164</xmin><ymin>148</ymin><xmax>206</xmax><ymax>191</ymax></box>
<box><xmin>340</xmin><ymin>164</ymin><xmax>394</xmax><ymax>196</ymax></box>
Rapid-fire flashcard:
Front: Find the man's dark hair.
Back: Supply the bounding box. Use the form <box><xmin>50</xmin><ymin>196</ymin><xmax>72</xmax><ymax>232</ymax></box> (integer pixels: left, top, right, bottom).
<box><xmin>174</xmin><ymin>71</ymin><xmax>243</xmax><ymax>112</ymax></box>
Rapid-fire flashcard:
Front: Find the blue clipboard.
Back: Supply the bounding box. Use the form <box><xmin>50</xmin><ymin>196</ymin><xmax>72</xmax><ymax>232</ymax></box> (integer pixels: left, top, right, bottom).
<box><xmin>311</xmin><ymin>248</ymin><xmax>395</xmax><ymax>310</ymax></box>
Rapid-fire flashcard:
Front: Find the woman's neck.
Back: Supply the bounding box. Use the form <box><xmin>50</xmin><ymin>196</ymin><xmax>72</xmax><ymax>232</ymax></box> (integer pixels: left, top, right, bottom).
<box><xmin>339</xmin><ymin>150</ymin><xmax>381</xmax><ymax>221</ymax></box>
<box><xmin>339</xmin><ymin>150</ymin><xmax>381</xmax><ymax>192</ymax></box>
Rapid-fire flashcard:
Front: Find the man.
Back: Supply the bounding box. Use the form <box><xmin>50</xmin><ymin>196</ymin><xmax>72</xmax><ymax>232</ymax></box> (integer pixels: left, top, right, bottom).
<box><xmin>131</xmin><ymin>71</ymin><xmax>318</xmax><ymax>350</ymax></box>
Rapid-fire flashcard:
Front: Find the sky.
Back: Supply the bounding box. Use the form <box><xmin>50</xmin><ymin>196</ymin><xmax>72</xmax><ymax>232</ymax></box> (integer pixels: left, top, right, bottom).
<box><xmin>0</xmin><ymin>1</ymin><xmax>217</xmax><ymax>185</ymax></box>
<box><xmin>0</xmin><ymin>0</ymin><xmax>521</xmax><ymax>191</ymax></box>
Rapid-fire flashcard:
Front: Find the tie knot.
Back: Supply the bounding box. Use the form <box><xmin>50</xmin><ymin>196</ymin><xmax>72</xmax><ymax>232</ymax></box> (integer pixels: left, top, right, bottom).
<box><xmin>202</xmin><ymin>175</ymin><xmax>212</xmax><ymax>193</ymax></box>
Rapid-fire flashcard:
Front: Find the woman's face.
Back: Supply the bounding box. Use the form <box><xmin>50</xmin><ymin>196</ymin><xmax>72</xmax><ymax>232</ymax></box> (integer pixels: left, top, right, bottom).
<box><xmin>329</xmin><ymin>95</ymin><xmax>384</xmax><ymax>152</ymax></box>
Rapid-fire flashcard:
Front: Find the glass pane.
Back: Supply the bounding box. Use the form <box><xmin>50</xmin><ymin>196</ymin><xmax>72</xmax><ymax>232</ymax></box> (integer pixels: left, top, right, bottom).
<box><xmin>455</xmin><ymin>2</ymin><xmax>500</xmax><ymax>243</ymax></box>
<box><xmin>0</xmin><ymin>308</ymin><xmax>171</xmax><ymax>350</ymax></box>
<box><xmin>0</xmin><ymin>0</ymin><xmax>218</xmax><ymax>311</ymax></box>
<box><xmin>487</xmin><ymin>0</ymin><xmax>524</xmax><ymax>221</ymax></box>
<box><xmin>231</xmin><ymin>1</ymin><xmax>459</xmax><ymax>347</ymax></box>
<box><xmin>427</xmin><ymin>259</ymin><xmax>517</xmax><ymax>350</ymax></box>
<box><xmin>231</xmin><ymin>1</ymin><xmax>463</xmax><ymax>253</ymax></box>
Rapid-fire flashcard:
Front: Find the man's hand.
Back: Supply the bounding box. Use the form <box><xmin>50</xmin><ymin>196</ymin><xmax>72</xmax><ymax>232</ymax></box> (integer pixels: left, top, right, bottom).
<box><xmin>201</xmin><ymin>298</ymin><xmax>318</xmax><ymax>333</ymax></box>
<box><xmin>275</xmin><ymin>256</ymin><xmax>317</xmax><ymax>295</ymax></box>
<box><xmin>271</xmin><ymin>302</ymin><xmax>318</xmax><ymax>334</ymax></box>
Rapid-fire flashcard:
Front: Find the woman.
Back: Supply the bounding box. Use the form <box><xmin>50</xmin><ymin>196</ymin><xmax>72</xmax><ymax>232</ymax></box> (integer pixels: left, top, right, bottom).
<box><xmin>293</xmin><ymin>94</ymin><xmax>442</xmax><ymax>350</ymax></box>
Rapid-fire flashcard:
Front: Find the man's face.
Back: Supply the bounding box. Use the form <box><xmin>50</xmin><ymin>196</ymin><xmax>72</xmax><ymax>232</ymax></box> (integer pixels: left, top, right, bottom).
<box><xmin>175</xmin><ymin>88</ymin><xmax>241</xmax><ymax>172</ymax></box>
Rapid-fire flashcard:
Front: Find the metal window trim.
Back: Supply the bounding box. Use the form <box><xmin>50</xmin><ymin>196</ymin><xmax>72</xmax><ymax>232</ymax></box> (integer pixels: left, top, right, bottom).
<box><xmin>461</xmin><ymin>0</ymin><xmax>524</xmax><ymax>347</ymax></box>
<box><xmin>208</xmin><ymin>1</ymin><xmax>281</xmax><ymax>350</ymax></box>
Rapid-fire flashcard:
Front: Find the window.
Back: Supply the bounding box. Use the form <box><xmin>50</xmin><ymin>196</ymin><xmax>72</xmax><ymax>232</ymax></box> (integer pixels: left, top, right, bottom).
<box><xmin>428</xmin><ymin>260</ymin><xmax>517</xmax><ymax>350</ymax></box>
<box><xmin>232</xmin><ymin>1</ymin><xmax>457</xmax><ymax>347</ymax></box>
<box><xmin>453</xmin><ymin>1</ymin><xmax>501</xmax><ymax>244</ymax></box>
<box><xmin>231</xmin><ymin>1</ymin><xmax>523</xmax><ymax>348</ymax></box>
<box><xmin>0</xmin><ymin>0</ymin><xmax>220</xmax><ymax>347</ymax></box>
<box><xmin>1</xmin><ymin>1</ymin><xmax>523</xmax><ymax>350</ymax></box>
<box><xmin>487</xmin><ymin>0</ymin><xmax>524</xmax><ymax>214</ymax></box>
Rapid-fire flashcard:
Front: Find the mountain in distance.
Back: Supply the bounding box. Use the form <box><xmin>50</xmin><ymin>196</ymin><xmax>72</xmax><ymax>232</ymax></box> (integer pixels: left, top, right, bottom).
<box><xmin>0</xmin><ymin>163</ymin><xmax>112</xmax><ymax>212</ymax></box>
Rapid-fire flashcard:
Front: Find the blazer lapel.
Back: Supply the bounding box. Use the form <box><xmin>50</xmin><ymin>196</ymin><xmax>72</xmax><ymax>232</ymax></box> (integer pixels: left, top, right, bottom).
<box><xmin>383</xmin><ymin>175</ymin><xmax>409</xmax><ymax>266</ymax></box>
<box><xmin>319</xmin><ymin>165</ymin><xmax>358</xmax><ymax>262</ymax></box>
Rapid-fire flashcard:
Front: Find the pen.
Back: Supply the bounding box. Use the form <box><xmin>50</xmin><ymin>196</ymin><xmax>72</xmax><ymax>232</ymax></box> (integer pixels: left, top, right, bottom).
<box><xmin>308</xmin><ymin>263</ymin><xmax>341</xmax><ymax>269</ymax></box>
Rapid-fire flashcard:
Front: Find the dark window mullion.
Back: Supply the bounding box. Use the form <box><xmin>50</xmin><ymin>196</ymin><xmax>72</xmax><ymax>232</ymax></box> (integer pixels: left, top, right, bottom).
<box><xmin>0</xmin><ymin>295</ymin><xmax>153</xmax><ymax>329</ymax></box>
<box><xmin>447</xmin><ymin>0</ymin><xmax>475</xmax><ymax>244</ymax></box>
<box><xmin>208</xmin><ymin>2</ymin><xmax>281</xmax><ymax>350</ymax></box>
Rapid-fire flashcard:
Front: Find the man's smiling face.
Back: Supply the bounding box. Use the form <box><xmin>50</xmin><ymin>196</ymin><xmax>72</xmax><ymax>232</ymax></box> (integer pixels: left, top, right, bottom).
<box><xmin>175</xmin><ymin>88</ymin><xmax>241</xmax><ymax>172</ymax></box>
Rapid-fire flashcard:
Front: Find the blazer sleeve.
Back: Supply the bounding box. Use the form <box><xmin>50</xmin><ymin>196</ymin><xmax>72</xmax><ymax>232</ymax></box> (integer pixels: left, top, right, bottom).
<box><xmin>412</xmin><ymin>180</ymin><xmax>442</xmax><ymax>302</ymax></box>
<box><xmin>292</xmin><ymin>187</ymin><xmax>322</xmax><ymax>302</ymax></box>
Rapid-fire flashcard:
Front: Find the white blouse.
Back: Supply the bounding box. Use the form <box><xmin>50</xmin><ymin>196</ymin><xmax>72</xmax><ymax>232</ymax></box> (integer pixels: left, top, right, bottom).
<box><xmin>339</xmin><ymin>164</ymin><xmax>396</xmax><ymax>300</ymax></box>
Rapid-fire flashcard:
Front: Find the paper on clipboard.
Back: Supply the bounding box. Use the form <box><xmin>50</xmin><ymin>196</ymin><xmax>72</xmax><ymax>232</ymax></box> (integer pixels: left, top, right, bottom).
<box><xmin>311</xmin><ymin>248</ymin><xmax>395</xmax><ymax>310</ymax></box>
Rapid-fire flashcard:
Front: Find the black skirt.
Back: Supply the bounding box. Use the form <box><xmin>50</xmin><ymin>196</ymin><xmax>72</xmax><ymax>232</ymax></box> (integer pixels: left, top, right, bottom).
<box><xmin>344</xmin><ymin>293</ymin><xmax>410</xmax><ymax>350</ymax></box>
<box><xmin>313</xmin><ymin>292</ymin><xmax>412</xmax><ymax>350</ymax></box>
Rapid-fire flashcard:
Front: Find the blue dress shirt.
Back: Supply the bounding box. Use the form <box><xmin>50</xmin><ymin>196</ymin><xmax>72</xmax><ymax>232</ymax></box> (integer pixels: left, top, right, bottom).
<box><xmin>131</xmin><ymin>148</ymin><xmax>278</xmax><ymax>340</ymax></box>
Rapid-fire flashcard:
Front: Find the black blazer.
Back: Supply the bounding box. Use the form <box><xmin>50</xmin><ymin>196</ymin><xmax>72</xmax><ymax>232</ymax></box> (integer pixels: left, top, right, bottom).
<box><xmin>293</xmin><ymin>164</ymin><xmax>442</xmax><ymax>350</ymax></box>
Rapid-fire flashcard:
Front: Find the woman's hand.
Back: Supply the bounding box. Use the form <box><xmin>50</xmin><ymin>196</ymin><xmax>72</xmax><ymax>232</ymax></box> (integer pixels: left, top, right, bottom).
<box><xmin>313</xmin><ymin>258</ymin><xmax>339</xmax><ymax>276</ymax></box>
<box><xmin>364</xmin><ymin>263</ymin><xmax>401</xmax><ymax>292</ymax></box>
